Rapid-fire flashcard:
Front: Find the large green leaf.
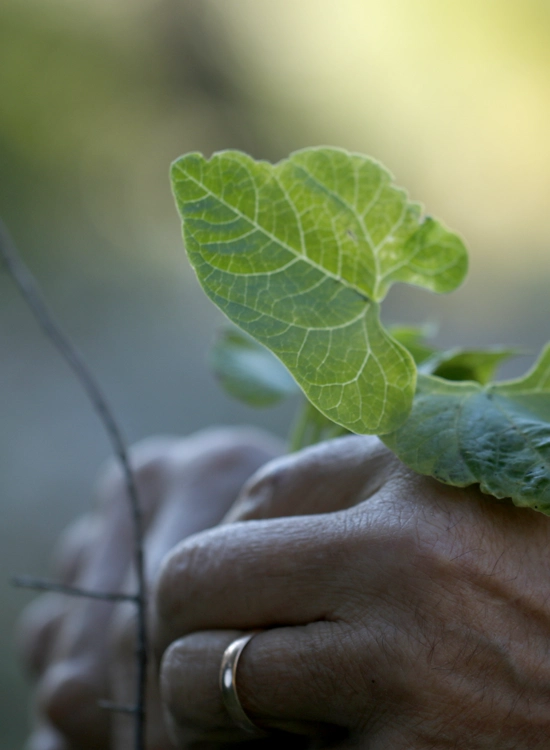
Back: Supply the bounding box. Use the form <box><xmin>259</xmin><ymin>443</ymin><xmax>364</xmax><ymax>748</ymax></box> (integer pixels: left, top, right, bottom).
<box><xmin>382</xmin><ymin>345</ymin><xmax>550</xmax><ymax>513</ymax></box>
<box><xmin>172</xmin><ymin>147</ymin><xmax>468</xmax><ymax>433</ymax></box>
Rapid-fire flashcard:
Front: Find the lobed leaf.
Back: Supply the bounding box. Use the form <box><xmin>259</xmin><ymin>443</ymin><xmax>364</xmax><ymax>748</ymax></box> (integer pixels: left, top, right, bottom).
<box><xmin>172</xmin><ymin>147</ymin><xmax>468</xmax><ymax>433</ymax></box>
<box><xmin>382</xmin><ymin>345</ymin><xmax>550</xmax><ymax>513</ymax></box>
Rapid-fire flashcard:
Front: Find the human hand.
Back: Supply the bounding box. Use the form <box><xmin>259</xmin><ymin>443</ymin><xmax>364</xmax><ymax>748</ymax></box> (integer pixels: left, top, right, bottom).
<box><xmin>17</xmin><ymin>427</ymin><xmax>282</xmax><ymax>750</ymax></box>
<box><xmin>155</xmin><ymin>435</ymin><xmax>550</xmax><ymax>749</ymax></box>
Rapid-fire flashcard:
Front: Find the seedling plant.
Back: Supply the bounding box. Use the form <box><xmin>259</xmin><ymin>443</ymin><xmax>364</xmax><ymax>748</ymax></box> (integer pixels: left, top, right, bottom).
<box><xmin>4</xmin><ymin>145</ymin><xmax>549</xmax><ymax>750</ymax></box>
<box><xmin>172</xmin><ymin>146</ymin><xmax>550</xmax><ymax>514</ymax></box>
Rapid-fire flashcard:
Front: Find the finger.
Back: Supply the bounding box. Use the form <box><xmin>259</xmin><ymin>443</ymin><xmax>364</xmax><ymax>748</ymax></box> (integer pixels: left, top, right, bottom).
<box><xmin>109</xmin><ymin>428</ymin><xmax>281</xmax><ymax>750</ymax></box>
<box><xmin>224</xmin><ymin>435</ymin><xmax>401</xmax><ymax>523</ymax></box>
<box><xmin>146</xmin><ymin>426</ymin><xmax>283</xmax><ymax>577</ymax></box>
<box><xmin>17</xmin><ymin>594</ymin><xmax>68</xmax><ymax>678</ymax></box>
<box><xmin>17</xmin><ymin>514</ymin><xmax>101</xmax><ymax>679</ymax></box>
<box><xmin>31</xmin><ymin>428</ymin><xmax>280</xmax><ymax>749</ymax></box>
<box><xmin>154</xmin><ymin>512</ymin><xmax>360</xmax><ymax>657</ymax></box>
<box><xmin>93</xmin><ymin>435</ymin><xmax>183</xmax><ymax>522</ymax></box>
<box><xmin>36</xmin><ymin>435</ymin><xmax>180</xmax><ymax>665</ymax></box>
<box><xmin>108</xmin><ymin>599</ymin><xmax>175</xmax><ymax>750</ymax></box>
<box><xmin>37</xmin><ymin>657</ymin><xmax>114</xmax><ymax>748</ymax></box>
<box><xmin>51</xmin><ymin>513</ymin><xmax>101</xmax><ymax>584</ymax></box>
<box><xmin>160</xmin><ymin>627</ymin><xmax>356</xmax><ymax>745</ymax></box>
<box><xmin>34</xmin><ymin>436</ymin><xmax>183</xmax><ymax>748</ymax></box>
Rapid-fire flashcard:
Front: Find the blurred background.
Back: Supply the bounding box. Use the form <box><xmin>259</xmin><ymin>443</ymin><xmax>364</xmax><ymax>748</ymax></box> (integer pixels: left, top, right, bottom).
<box><xmin>1</xmin><ymin>0</ymin><xmax>549</xmax><ymax>745</ymax></box>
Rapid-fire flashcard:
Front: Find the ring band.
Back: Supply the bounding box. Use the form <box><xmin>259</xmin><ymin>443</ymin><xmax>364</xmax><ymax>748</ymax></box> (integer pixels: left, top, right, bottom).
<box><xmin>219</xmin><ymin>631</ymin><xmax>266</xmax><ymax>735</ymax></box>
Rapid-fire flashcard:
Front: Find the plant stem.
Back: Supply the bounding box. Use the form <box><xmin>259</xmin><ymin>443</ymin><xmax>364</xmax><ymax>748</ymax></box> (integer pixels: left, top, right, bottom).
<box><xmin>12</xmin><ymin>576</ymin><xmax>139</xmax><ymax>603</ymax></box>
<box><xmin>1</xmin><ymin>221</ymin><xmax>147</xmax><ymax>750</ymax></box>
<box><xmin>289</xmin><ymin>399</ymin><xmax>350</xmax><ymax>452</ymax></box>
<box><xmin>288</xmin><ymin>399</ymin><xmax>312</xmax><ymax>452</ymax></box>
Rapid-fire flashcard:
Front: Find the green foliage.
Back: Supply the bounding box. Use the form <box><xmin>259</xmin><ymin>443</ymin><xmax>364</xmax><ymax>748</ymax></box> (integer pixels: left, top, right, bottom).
<box><xmin>388</xmin><ymin>325</ymin><xmax>437</xmax><ymax>365</ymax></box>
<box><xmin>421</xmin><ymin>347</ymin><xmax>518</xmax><ymax>384</ymax></box>
<box><xmin>212</xmin><ymin>322</ymin><xmax>514</xmax><ymax>402</ymax></box>
<box><xmin>172</xmin><ymin>146</ymin><xmax>550</xmax><ymax>514</ymax></box>
<box><xmin>172</xmin><ymin>147</ymin><xmax>467</xmax><ymax>433</ymax></box>
<box><xmin>210</xmin><ymin>327</ymin><xmax>299</xmax><ymax>407</ymax></box>
<box><xmin>383</xmin><ymin>345</ymin><xmax>550</xmax><ymax>512</ymax></box>
<box><xmin>211</xmin><ymin>326</ymin><xmax>348</xmax><ymax>451</ymax></box>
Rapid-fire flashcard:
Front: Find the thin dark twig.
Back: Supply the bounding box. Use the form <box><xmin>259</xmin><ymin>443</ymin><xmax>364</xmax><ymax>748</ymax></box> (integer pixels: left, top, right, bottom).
<box><xmin>1</xmin><ymin>221</ymin><xmax>147</xmax><ymax>750</ymax></box>
<box><xmin>12</xmin><ymin>575</ymin><xmax>139</xmax><ymax>603</ymax></box>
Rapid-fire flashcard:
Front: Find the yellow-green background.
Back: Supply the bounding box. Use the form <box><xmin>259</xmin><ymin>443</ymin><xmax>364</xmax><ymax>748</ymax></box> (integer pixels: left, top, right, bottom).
<box><xmin>1</xmin><ymin>1</ymin><xmax>549</xmax><ymax>745</ymax></box>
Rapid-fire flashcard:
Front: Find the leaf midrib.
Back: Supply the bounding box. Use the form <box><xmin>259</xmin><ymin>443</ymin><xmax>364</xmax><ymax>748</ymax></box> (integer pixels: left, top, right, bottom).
<box><xmin>175</xmin><ymin>162</ymin><xmax>375</xmax><ymax>303</ymax></box>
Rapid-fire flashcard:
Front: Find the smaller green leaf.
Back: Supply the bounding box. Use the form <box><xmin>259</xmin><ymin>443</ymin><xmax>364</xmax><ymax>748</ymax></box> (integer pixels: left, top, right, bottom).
<box><xmin>210</xmin><ymin>327</ymin><xmax>299</xmax><ymax>407</ymax></box>
<box><xmin>388</xmin><ymin>324</ymin><xmax>437</xmax><ymax>365</ymax></box>
<box><xmin>497</xmin><ymin>343</ymin><xmax>550</xmax><ymax>397</ymax></box>
<box><xmin>388</xmin><ymin>326</ymin><xmax>517</xmax><ymax>384</ymax></box>
<box><xmin>383</xmin><ymin>344</ymin><xmax>550</xmax><ymax>514</ymax></box>
<box><xmin>421</xmin><ymin>347</ymin><xmax>518</xmax><ymax>385</ymax></box>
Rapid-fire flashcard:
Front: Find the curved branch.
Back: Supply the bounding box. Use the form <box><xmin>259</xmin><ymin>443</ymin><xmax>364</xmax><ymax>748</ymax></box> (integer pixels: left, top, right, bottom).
<box><xmin>1</xmin><ymin>220</ymin><xmax>147</xmax><ymax>750</ymax></box>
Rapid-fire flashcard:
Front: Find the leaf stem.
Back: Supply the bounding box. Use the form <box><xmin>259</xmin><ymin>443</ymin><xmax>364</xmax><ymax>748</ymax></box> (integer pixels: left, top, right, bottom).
<box><xmin>289</xmin><ymin>399</ymin><xmax>349</xmax><ymax>452</ymax></box>
<box><xmin>288</xmin><ymin>399</ymin><xmax>312</xmax><ymax>452</ymax></box>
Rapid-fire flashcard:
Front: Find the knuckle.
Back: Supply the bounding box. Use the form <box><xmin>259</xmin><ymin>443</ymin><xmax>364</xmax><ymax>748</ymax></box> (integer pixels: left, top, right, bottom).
<box><xmin>99</xmin><ymin>436</ymin><xmax>175</xmax><ymax>493</ymax></box>
<box><xmin>211</xmin><ymin>441</ymin><xmax>260</xmax><ymax>471</ymax></box>
<box><xmin>128</xmin><ymin>439</ymin><xmax>176</xmax><ymax>497</ymax></box>
<box><xmin>95</xmin><ymin>437</ymin><xmax>178</xmax><ymax>519</ymax></box>
<box><xmin>196</xmin><ymin>446</ymin><xmax>256</xmax><ymax>483</ymax></box>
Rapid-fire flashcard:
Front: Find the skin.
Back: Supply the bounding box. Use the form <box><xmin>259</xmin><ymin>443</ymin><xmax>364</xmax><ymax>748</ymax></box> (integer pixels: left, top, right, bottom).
<box><xmin>18</xmin><ymin>429</ymin><xmax>550</xmax><ymax>749</ymax></box>
<box><xmin>18</xmin><ymin>427</ymin><xmax>282</xmax><ymax>750</ymax></box>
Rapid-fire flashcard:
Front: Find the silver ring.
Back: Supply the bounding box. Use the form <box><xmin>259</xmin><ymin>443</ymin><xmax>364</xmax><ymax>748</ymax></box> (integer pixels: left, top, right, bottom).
<box><xmin>219</xmin><ymin>631</ymin><xmax>266</xmax><ymax>735</ymax></box>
